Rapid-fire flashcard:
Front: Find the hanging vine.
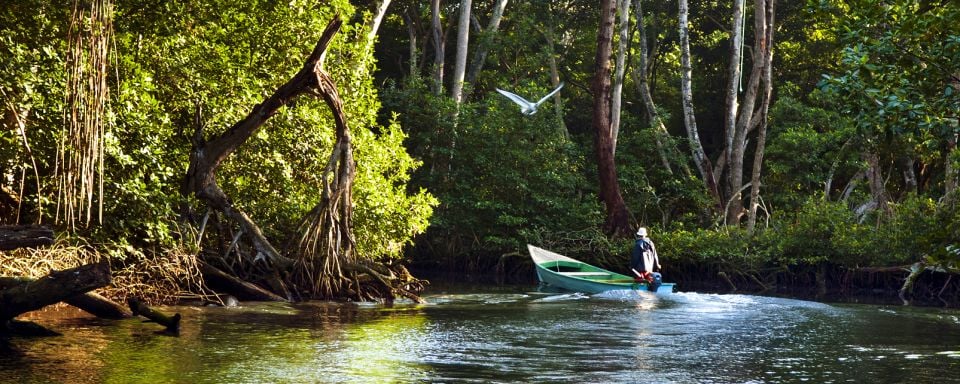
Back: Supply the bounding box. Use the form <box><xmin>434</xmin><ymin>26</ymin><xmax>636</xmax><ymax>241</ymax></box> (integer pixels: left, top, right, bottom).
<box><xmin>57</xmin><ymin>0</ymin><xmax>113</xmax><ymax>230</ymax></box>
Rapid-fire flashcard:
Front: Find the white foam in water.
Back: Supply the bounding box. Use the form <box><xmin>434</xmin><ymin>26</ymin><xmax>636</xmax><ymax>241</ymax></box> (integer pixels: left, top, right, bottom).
<box><xmin>592</xmin><ymin>289</ymin><xmax>655</xmax><ymax>301</ymax></box>
<box><xmin>532</xmin><ymin>292</ymin><xmax>589</xmax><ymax>302</ymax></box>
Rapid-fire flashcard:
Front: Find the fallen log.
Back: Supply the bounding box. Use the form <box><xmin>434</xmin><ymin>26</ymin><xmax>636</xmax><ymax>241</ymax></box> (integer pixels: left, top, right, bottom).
<box><xmin>0</xmin><ymin>262</ymin><xmax>111</xmax><ymax>325</ymax></box>
<box><xmin>127</xmin><ymin>298</ymin><xmax>181</xmax><ymax>334</ymax></box>
<box><xmin>0</xmin><ymin>277</ymin><xmax>130</xmax><ymax>319</ymax></box>
<box><xmin>0</xmin><ymin>225</ymin><xmax>54</xmax><ymax>251</ymax></box>
<box><xmin>3</xmin><ymin>320</ymin><xmax>60</xmax><ymax>337</ymax></box>
<box><xmin>198</xmin><ymin>260</ymin><xmax>287</xmax><ymax>302</ymax></box>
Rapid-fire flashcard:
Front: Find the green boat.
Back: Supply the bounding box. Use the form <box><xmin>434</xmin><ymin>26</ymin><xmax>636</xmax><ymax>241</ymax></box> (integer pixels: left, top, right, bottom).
<box><xmin>528</xmin><ymin>244</ymin><xmax>675</xmax><ymax>294</ymax></box>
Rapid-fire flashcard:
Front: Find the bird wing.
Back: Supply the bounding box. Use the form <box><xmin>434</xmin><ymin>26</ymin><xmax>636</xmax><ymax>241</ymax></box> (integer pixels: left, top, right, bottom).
<box><xmin>496</xmin><ymin>88</ymin><xmax>534</xmax><ymax>108</ymax></box>
<box><xmin>534</xmin><ymin>82</ymin><xmax>564</xmax><ymax>106</ymax></box>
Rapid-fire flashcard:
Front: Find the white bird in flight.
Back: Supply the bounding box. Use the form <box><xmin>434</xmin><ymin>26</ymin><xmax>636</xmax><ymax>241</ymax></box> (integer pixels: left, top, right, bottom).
<box><xmin>495</xmin><ymin>82</ymin><xmax>564</xmax><ymax>115</ymax></box>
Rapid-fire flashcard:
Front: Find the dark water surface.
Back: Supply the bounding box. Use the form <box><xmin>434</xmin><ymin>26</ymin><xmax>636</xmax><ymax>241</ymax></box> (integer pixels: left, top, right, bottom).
<box><xmin>2</xmin><ymin>285</ymin><xmax>959</xmax><ymax>383</ymax></box>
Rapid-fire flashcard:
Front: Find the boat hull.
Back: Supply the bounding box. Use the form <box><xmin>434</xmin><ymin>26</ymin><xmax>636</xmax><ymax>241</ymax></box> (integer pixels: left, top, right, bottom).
<box><xmin>529</xmin><ymin>245</ymin><xmax>675</xmax><ymax>295</ymax></box>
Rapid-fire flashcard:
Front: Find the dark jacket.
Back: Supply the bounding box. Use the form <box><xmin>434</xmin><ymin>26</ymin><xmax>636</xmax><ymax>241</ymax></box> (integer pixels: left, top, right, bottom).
<box><xmin>630</xmin><ymin>237</ymin><xmax>658</xmax><ymax>272</ymax></box>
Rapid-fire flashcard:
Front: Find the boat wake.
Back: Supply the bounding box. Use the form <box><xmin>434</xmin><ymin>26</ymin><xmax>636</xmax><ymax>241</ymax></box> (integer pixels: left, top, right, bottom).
<box><xmin>592</xmin><ymin>289</ymin><xmax>658</xmax><ymax>301</ymax></box>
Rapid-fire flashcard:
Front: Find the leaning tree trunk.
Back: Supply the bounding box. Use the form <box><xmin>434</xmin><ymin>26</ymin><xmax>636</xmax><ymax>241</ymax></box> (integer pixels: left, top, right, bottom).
<box><xmin>609</xmin><ymin>0</ymin><xmax>631</xmax><ymax>155</ymax></box>
<box><xmin>403</xmin><ymin>8</ymin><xmax>420</xmax><ymax>77</ymax></box>
<box><xmin>450</xmin><ymin>0</ymin><xmax>471</xmax><ymax>106</ymax></box>
<box><xmin>431</xmin><ymin>0</ymin><xmax>446</xmax><ymax>95</ymax></box>
<box><xmin>543</xmin><ymin>18</ymin><xmax>568</xmax><ymax>136</ymax></box>
<box><xmin>728</xmin><ymin>0</ymin><xmax>770</xmax><ymax>227</ymax></box>
<box><xmin>363</xmin><ymin>0</ymin><xmax>392</xmax><ymax>56</ymax></box>
<box><xmin>464</xmin><ymin>0</ymin><xmax>509</xmax><ymax>87</ymax></box>
<box><xmin>722</xmin><ymin>0</ymin><xmax>745</xmax><ymax>205</ymax></box>
<box><xmin>181</xmin><ymin>18</ymin><xmax>332</xmax><ymax>298</ymax></box>
<box><xmin>632</xmin><ymin>0</ymin><xmax>673</xmax><ymax>175</ymax></box>
<box><xmin>746</xmin><ymin>0</ymin><xmax>776</xmax><ymax>235</ymax></box>
<box><xmin>593</xmin><ymin>0</ymin><xmax>632</xmax><ymax>237</ymax></box>
<box><xmin>184</xmin><ymin>17</ymin><xmax>423</xmax><ymax>302</ymax></box>
<box><xmin>678</xmin><ymin>0</ymin><xmax>720</xmax><ymax>211</ymax></box>
<box><xmin>0</xmin><ymin>262</ymin><xmax>111</xmax><ymax>324</ymax></box>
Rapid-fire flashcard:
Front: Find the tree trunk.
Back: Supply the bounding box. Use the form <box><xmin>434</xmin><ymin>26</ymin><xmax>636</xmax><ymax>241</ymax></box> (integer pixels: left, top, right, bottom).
<box><xmin>450</xmin><ymin>0</ymin><xmax>471</xmax><ymax>105</ymax></box>
<box><xmin>0</xmin><ymin>225</ymin><xmax>54</xmax><ymax>250</ymax></box>
<box><xmin>945</xmin><ymin>130</ymin><xmax>958</xmax><ymax>205</ymax></box>
<box><xmin>864</xmin><ymin>151</ymin><xmax>891</xmax><ymax>216</ymax></box>
<box><xmin>746</xmin><ymin>0</ymin><xmax>775</xmax><ymax>235</ymax></box>
<box><xmin>632</xmin><ymin>0</ymin><xmax>673</xmax><ymax>175</ymax></box>
<box><xmin>900</xmin><ymin>155</ymin><xmax>917</xmax><ymax>194</ymax></box>
<box><xmin>128</xmin><ymin>298</ymin><xmax>181</xmax><ymax>333</ymax></box>
<box><xmin>593</xmin><ymin>0</ymin><xmax>632</xmax><ymax>237</ymax></box>
<box><xmin>678</xmin><ymin>0</ymin><xmax>720</xmax><ymax>210</ymax></box>
<box><xmin>403</xmin><ymin>9</ymin><xmax>419</xmax><ymax>77</ymax></box>
<box><xmin>947</xmin><ymin>75</ymin><xmax>960</xmax><ymax>204</ymax></box>
<box><xmin>431</xmin><ymin>0</ymin><xmax>446</xmax><ymax>95</ymax></box>
<box><xmin>182</xmin><ymin>18</ymin><xmax>345</xmax><ymax>296</ymax></box>
<box><xmin>0</xmin><ymin>277</ymin><xmax>130</xmax><ymax>319</ymax></box>
<box><xmin>543</xmin><ymin>23</ymin><xmax>568</xmax><ymax>136</ymax></box>
<box><xmin>723</xmin><ymin>0</ymin><xmax>746</xmax><ymax>204</ymax></box>
<box><xmin>353</xmin><ymin>1</ymin><xmax>393</xmax><ymax>90</ymax></box>
<box><xmin>728</xmin><ymin>0</ymin><xmax>773</xmax><ymax>227</ymax></box>
<box><xmin>464</xmin><ymin>0</ymin><xmax>509</xmax><ymax>87</ymax></box>
<box><xmin>364</xmin><ymin>0</ymin><xmax>392</xmax><ymax>55</ymax></box>
<box><xmin>0</xmin><ymin>262</ymin><xmax>111</xmax><ymax>323</ymax></box>
<box><xmin>198</xmin><ymin>260</ymin><xmax>287</xmax><ymax>302</ymax></box>
<box><xmin>610</xmin><ymin>0</ymin><xmax>631</xmax><ymax>154</ymax></box>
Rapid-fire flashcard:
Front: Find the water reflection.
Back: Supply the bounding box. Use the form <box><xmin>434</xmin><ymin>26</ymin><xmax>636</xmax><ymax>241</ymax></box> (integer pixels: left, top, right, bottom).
<box><xmin>1</xmin><ymin>289</ymin><xmax>959</xmax><ymax>383</ymax></box>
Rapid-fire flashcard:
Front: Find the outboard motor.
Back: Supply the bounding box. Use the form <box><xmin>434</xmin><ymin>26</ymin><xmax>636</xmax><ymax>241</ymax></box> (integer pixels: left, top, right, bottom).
<box><xmin>649</xmin><ymin>272</ymin><xmax>662</xmax><ymax>292</ymax></box>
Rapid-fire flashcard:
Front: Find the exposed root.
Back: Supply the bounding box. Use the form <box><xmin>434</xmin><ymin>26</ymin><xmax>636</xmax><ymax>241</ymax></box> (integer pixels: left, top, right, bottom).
<box><xmin>0</xmin><ymin>239</ymin><xmax>214</xmax><ymax>305</ymax></box>
<box><xmin>340</xmin><ymin>261</ymin><xmax>427</xmax><ymax>303</ymax></box>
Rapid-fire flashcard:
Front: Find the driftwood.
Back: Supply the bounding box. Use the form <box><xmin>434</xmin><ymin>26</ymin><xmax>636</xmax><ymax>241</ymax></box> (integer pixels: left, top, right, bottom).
<box><xmin>0</xmin><ymin>277</ymin><xmax>130</xmax><ymax>319</ymax></box>
<box><xmin>0</xmin><ymin>225</ymin><xmax>54</xmax><ymax>251</ymax></box>
<box><xmin>198</xmin><ymin>260</ymin><xmax>287</xmax><ymax>302</ymax></box>
<box><xmin>0</xmin><ymin>262</ymin><xmax>111</xmax><ymax>325</ymax></box>
<box><xmin>128</xmin><ymin>297</ymin><xmax>181</xmax><ymax>334</ymax></box>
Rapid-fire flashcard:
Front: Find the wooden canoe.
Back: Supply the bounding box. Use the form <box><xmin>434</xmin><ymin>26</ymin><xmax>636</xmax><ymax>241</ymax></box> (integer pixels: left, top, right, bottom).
<box><xmin>528</xmin><ymin>244</ymin><xmax>675</xmax><ymax>294</ymax></box>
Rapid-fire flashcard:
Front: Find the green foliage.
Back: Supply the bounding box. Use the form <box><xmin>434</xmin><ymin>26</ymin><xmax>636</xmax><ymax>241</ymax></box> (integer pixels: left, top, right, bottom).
<box><xmin>0</xmin><ymin>1</ymin><xmax>68</xmax><ymax>220</ymax></box>
<box><xmin>633</xmin><ymin>192</ymin><xmax>960</xmax><ymax>273</ymax></box>
<box><xmin>773</xmin><ymin>197</ymin><xmax>871</xmax><ymax>266</ymax></box>
<box><xmin>352</xmin><ymin>117</ymin><xmax>438</xmax><ymax>259</ymax></box>
<box><xmin>7</xmin><ymin>0</ymin><xmax>958</xmax><ymax>284</ymax></box>
<box><xmin>764</xmin><ymin>95</ymin><xmax>859</xmax><ymax>212</ymax></box>
<box><xmin>1</xmin><ymin>0</ymin><xmax>435</xmax><ymax>263</ymax></box>
<box><xmin>887</xmin><ymin>195</ymin><xmax>960</xmax><ymax>266</ymax></box>
<box><xmin>655</xmin><ymin>226</ymin><xmax>772</xmax><ymax>269</ymax></box>
<box><xmin>383</xmin><ymin>77</ymin><xmax>602</xmax><ymax>257</ymax></box>
<box><xmin>615</xmin><ymin>119</ymin><xmax>714</xmax><ymax>226</ymax></box>
<box><xmin>818</xmin><ymin>0</ymin><xmax>960</xmax><ymax>150</ymax></box>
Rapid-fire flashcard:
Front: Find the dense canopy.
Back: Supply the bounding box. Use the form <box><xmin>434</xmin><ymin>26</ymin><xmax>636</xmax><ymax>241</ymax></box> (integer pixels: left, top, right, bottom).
<box><xmin>1</xmin><ymin>0</ymin><xmax>958</xmax><ymax>304</ymax></box>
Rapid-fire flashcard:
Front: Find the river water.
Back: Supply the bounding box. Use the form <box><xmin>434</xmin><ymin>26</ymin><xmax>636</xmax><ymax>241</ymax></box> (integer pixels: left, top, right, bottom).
<box><xmin>2</xmin><ymin>285</ymin><xmax>959</xmax><ymax>383</ymax></box>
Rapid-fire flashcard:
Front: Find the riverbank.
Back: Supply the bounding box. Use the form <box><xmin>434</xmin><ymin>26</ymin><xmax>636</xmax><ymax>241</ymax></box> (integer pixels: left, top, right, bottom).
<box><xmin>412</xmin><ymin>263</ymin><xmax>959</xmax><ymax>308</ymax></box>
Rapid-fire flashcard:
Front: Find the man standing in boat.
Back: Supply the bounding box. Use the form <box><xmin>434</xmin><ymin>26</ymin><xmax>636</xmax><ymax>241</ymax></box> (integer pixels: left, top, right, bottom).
<box><xmin>630</xmin><ymin>227</ymin><xmax>662</xmax><ymax>290</ymax></box>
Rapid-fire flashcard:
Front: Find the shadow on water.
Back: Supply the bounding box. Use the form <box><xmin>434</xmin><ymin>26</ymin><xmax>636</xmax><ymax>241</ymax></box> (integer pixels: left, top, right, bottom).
<box><xmin>2</xmin><ymin>285</ymin><xmax>959</xmax><ymax>383</ymax></box>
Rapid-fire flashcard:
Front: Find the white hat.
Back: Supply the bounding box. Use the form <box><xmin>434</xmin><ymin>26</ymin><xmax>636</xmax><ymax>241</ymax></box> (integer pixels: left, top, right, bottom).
<box><xmin>636</xmin><ymin>227</ymin><xmax>647</xmax><ymax>237</ymax></box>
